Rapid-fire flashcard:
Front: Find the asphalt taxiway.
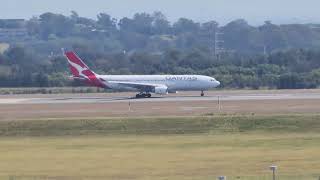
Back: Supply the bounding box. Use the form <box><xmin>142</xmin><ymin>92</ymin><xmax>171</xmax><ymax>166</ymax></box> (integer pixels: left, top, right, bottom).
<box><xmin>0</xmin><ymin>90</ymin><xmax>319</xmax><ymax>120</ymax></box>
<box><xmin>0</xmin><ymin>90</ymin><xmax>319</xmax><ymax>104</ymax></box>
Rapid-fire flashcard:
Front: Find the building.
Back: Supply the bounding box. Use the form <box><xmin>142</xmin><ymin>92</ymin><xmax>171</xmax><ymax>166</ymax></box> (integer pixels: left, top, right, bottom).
<box><xmin>0</xmin><ymin>19</ymin><xmax>28</xmax><ymax>42</ymax></box>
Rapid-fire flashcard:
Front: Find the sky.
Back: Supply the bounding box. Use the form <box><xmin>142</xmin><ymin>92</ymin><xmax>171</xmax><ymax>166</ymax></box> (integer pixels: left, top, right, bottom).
<box><xmin>1</xmin><ymin>0</ymin><xmax>319</xmax><ymax>25</ymax></box>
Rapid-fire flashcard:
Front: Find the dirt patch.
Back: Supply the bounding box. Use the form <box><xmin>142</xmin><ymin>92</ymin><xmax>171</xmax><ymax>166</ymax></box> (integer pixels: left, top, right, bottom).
<box><xmin>0</xmin><ymin>98</ymin><xmax>318</xmax><ymax>120</ymax></box>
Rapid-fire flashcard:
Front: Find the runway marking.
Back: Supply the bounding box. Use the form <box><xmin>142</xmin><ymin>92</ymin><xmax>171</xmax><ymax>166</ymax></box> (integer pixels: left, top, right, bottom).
<box><xmin>0</xmin><ymin>99</ymin><xmax>28</xmax><ymax>104</ymax></box>
<box><xmin>180</xmin><ymin>107</ymin><xmax>209</xmax><ymax>111</ymax></box>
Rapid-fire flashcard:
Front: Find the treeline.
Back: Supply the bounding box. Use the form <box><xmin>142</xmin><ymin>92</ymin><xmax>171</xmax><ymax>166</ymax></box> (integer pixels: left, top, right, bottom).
<box><xmin>0</xmin><ymin>11</ymin><xmax>320</xmax><ymax>89</ymax></box>
<box><xmin>1</xmin><ymin>46</ymin><xmax>320</xmax><ymax>89</ymax></box>
<box><xmin>3</xmin><ymin>11</ymin><xmax>320</xmax><ymax>54</ymax></box>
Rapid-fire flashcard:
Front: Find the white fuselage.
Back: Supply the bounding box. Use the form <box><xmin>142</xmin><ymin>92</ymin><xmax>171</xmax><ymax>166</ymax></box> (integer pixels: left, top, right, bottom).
<box><xmin>98</xmin><ymin>75</ymin><xmax>220</xmax><ymax>92</ymax></box>
<box><xmin>64</xmin><ymin>51</ymin><xmax>220</xmax><ymax>95</ymax></box>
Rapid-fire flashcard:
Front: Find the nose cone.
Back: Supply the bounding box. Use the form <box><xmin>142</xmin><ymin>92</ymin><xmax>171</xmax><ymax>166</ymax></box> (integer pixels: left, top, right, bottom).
<box><xmin>215</xmin><ymin>81</ymin><xmax>221</xmax><ymax>87</ymax></box>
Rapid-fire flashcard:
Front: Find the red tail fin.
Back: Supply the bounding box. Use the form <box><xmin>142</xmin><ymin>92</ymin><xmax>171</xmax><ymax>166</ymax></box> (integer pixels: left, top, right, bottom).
<box><xmin>64</xmin><ymin>51</ymin><xmax>94</xmax><ymax>77</ymax></box>
<box><xmin>64</xmin><ymin>51</ymin><xmax>106</xmax><ymax>88</ymax></box>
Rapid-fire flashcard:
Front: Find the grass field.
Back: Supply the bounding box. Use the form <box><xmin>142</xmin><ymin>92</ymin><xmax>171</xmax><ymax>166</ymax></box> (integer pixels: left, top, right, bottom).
<box><xmin>0</xmin><ymin>115</ymin><xmax>320</xmax><ymax>180</ymax></box>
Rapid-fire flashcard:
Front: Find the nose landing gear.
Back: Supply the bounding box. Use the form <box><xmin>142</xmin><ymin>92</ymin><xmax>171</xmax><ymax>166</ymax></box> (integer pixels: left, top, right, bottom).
<box><xmin>201</xmin><ymin>91</ymin><xmax>205</xmax><ymax>97</ymax></box>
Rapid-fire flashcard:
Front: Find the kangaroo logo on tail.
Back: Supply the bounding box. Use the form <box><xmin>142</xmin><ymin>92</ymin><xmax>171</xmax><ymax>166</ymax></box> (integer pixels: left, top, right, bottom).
<box><xmin>64</xmin><ymin>51</ymin><xmax>106</xmax><ymax>88</ymax></box>
<box><xmin>64</xmin><ymin>51</ymin><xmax>92</xmax><ymax>78</ymax></box>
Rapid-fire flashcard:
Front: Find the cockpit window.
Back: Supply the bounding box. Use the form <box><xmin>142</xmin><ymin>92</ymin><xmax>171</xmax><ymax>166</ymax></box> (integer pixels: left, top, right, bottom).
<box><xmin>210</xmin><ymin>78</ymin><xmax>216</xmax><ymax>81</ymax></box>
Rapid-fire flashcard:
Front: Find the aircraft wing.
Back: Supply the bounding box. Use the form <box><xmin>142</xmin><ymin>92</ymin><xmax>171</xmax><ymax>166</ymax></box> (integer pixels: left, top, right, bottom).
<box><xmin>108</xmin><ymin>81</ymin><xmax>166</xmax><ymax>92</ymax></box>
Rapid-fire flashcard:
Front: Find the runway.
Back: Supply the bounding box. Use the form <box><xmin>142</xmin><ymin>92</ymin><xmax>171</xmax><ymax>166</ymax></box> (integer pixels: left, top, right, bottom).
<box><xmin>0</xmin><ymin>89</ymin><xmax>319</xmax><ymax>120</ymax></box>
<box><xmin>0</xmin><ymin>89</ymin><xmax>320</xmax><ymax>104</ymax></box>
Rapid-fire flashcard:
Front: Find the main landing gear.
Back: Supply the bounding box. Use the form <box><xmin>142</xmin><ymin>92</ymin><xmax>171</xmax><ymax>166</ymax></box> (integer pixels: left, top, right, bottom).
<box><xmin>136</xmin><ymin>92</ymin><xmax>152</xmax><ymax>98</ymax></box>
<box><xmin>201</xmin><ymin>91</ymin><xmax>205</xmax><ymax>97</ymax></box>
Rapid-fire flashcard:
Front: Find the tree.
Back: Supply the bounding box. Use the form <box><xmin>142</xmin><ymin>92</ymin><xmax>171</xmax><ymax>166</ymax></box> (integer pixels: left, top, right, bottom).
<box><xmin>97</xmin><ymin>13</ymin><xmax>117</xmax><ymax>30</ymax></box>
<box><xmin>119</xmin><ymin>13</ymin><xmax>154</xmax><ymax>35</ymax></box>
<box><xmin>26</xmin><ymin>17</ymin><xmax>40</xmax><ymax>36</ymax></box>
<box><xmin>152</xmin><ymin>11</ymin><xmax>171</xmax><ymax>34</ymax></box>
<box><xmin>173</xmin><ymin>18</ymin><xmax>200</xmax><ymax>34</ymax></box>
<box><xmin>34</xmin><ymin>71</ymin><xmax>49</xmax><ymax>87</ymax></box>
<box><xmin>278</xmin><ymin>73</ymin><xmax>301</xmax><ymax>89</ymax></box>
<box><xmin>222</xmin><ymin>19</ymin><xmax>255</xmax><ymax>53</ymax></box>
<box><xmin>38</xmin><ymin>12</ymin><xmax>75</xmax><ymax>39</ymax></box>
<box><xmin>259</xmin><ymin>21</ymin><xmax>287</xmax><ymax>51</ymax></box>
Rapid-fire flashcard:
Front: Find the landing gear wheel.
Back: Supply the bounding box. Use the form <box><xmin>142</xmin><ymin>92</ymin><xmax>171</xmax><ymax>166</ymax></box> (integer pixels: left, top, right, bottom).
<box><xmin>136</xmin><ymin>93</ymin><xmax>152</xmax><ymax>98</ymax></box>
<box><xmin>201</xmin><ymin>91</ymin><xmax>205</xmax><ymax>97</ymax></box>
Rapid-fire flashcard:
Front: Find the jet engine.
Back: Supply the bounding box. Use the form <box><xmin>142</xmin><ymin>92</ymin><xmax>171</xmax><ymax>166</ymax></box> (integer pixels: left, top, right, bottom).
<box><xmin>154</xmin><ymin>86</ymin><xmax>168</xmax><ymax>95</ymax></box>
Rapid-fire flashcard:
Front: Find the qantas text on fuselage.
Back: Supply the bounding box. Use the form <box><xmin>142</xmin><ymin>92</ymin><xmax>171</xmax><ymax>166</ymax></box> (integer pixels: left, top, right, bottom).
<box><xmin>64</xmin><ymin>51</ymin><xmax>220</xmax><ymax>98</ymax></box>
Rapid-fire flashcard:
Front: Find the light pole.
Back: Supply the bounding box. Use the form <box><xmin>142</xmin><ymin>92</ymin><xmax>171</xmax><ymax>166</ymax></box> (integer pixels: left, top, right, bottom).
<box><xmin>269</xmin><ymin>165</ymin><xmax>277</xmax><ymax>180</ymax></box>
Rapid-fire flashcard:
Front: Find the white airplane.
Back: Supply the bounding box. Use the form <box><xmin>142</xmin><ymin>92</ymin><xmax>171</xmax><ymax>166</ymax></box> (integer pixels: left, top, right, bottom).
<box><xmin>64</xmin><ymin>51</ymin><xmax>220</xmax><ymax>98</ymax></box>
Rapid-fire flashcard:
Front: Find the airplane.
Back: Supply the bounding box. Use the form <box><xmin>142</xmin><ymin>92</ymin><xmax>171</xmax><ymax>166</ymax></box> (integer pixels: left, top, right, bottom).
<box><xmin>64</xmin><ymin>51</ymin><xmax>220</xmax><ymax>98</ymax></box>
